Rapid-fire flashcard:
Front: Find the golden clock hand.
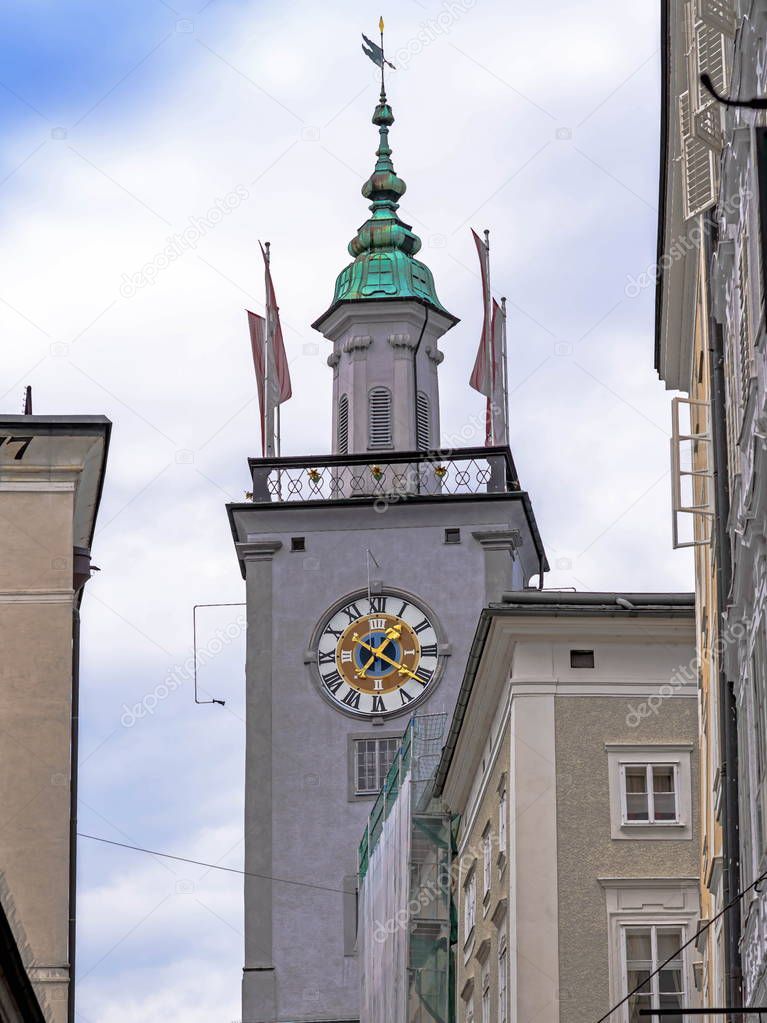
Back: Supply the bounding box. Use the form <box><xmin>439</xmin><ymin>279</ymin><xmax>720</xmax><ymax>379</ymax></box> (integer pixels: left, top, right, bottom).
<box><xmin>353</xmin><ymin>637</ymin><xmax>420</xmax><ymax>681</ymax></box>
<box><xmin>352</xmin><ymin>627</ymin><xmax>401</xmax><ymax>678</ymax></box>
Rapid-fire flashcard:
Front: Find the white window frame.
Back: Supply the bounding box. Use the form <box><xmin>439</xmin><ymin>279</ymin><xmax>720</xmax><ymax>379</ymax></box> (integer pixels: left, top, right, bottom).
<box><xmin>606</xmin><ymin>745</ymin><xmax>693</xmax><ymax>841</ymax></box>
<box><xmin>620</xmin><ymin>763</ymin><xmax>679</xmax><ymax>825</ymax></box>
<box><xmin>482</xmin><ymin>825</ymin><xmax>492</xmax><ymax>901</ymax></box>
<box><xmin>498</xmin><ymin>927</ymin><xmax>508</xmax><ymax>1023</ymax></box>
<box><xmin>463</xmin><ymin>869</ymin><xmax>477</xmax><ymax>945</ymax></box>
<box><xmin>481</xmin><ymin>967</ymin><xmax>490</xmax><ymax>1023</ymax></box>
<box><xmin>349</xmin><ymin>734</ymin><xmax>401</xmax><ymax>799</ymax></box>
<box><xmin>498</xmin><ymin>786</ymin><xmax>507</xmax><ymax>858</ymax></box>
<box><xmin>620</xmin><ymin>922</ymin><xmax>688</xmax><ymax>1023</ymax></box>
<box><xmin>600</xmin><ymin>878</ymin><xmax>699</xmax><ymax>1021</ymax></box>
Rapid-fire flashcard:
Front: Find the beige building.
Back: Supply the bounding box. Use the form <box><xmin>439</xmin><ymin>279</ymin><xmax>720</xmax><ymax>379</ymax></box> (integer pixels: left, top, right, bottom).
<box><xmin>656</xmin><ymin>0</ymin><xmax>767</xmax><ymax>1009</ymax></box>
<box><xmin>0</xmin><ymin>414</ymin><xmax>110</xmax><ymax>1021</ymax></box>
<box><xmin>655</xmin><ymin>1</ymin><xmax>731</xmax><ymax>1010</ymax></box>
<box><xmin>433</xmin><ymin>592</ymin><xmax>700</xmax><ymax>1023</ymax></box>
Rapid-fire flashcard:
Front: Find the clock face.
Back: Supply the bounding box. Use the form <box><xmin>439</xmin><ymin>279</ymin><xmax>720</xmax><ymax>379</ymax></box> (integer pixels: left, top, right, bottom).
<box><xmin>316</xmin><ymin>593</ymin><xmax>441</xmax><ymax>717</ymax></box>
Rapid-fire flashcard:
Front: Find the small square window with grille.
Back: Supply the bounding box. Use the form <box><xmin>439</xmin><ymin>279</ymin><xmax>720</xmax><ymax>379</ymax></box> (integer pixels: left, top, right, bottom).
<box><xmin>353</xmin><ymin>736</ymin><xmax>401</xmax><ymax>796</ymax></box>
<box><xmin>570</xmin><ymin>649</ymin><xmax>595</xmax><ymax>668</ymax></box>
<box><xmin>290</xmin><ymin>537</ymin><xmax>305</xmax><ymax>552</ymax></box>
<box><xmin>444</xmin><ymin>528</ymin><xmax>461</xmax><ymax>544</ymax></box>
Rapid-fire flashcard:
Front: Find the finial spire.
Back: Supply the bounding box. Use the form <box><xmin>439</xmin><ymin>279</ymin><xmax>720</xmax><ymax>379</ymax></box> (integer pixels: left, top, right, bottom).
<box><xmin>379</xmin><ymin>16</ymin><xmax>386</xmax><ymax>102</ymax></box>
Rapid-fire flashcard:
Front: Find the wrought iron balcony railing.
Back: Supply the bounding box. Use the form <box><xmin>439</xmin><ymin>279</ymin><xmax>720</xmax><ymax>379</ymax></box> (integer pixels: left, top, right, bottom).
<box><xmin>247</xmin><ymin>446</ymin><xmax>521</xmax><ymax>504</ymax></box>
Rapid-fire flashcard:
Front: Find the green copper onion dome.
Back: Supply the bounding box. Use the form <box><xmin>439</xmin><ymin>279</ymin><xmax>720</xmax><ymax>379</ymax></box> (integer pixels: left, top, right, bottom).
<box><xmin>313</xmin><ymin>87</ymin><xmax>454</xmax><ymax>327</ymax></box>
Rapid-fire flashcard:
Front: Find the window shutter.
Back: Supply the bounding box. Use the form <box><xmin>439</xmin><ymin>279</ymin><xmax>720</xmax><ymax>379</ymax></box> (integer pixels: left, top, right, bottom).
<box><xmin>679</xmin><ymin>90</ymin><xmax>717</xmax><ymax>219</ymax></box>
<box><xmin>416</xmin><ymin>391</ymin><xmax>430</xmax><ymax>450</ymax></box>
<box><xmin>696</xmin><ymin>0</ymin><xmax>736</xmax><ymax>39</ymax></box>
<box><xmin>337</xmin><ymin>394</ymin><xmax>349</xmax><ymax>455</ymax></box>
<box><xmin>738</xmin><ymin>235</ymin><xmax>752</xmax><ymax>403</ymax></box>
<box><xmin>368</xmin><ymin>387</ymin><xmax>392</xmax><ymax>448</ymax></box>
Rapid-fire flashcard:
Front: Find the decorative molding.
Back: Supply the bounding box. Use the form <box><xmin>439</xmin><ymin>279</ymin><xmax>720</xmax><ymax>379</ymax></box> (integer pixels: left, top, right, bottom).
<box><xmin>425</xmin><ymin>344</ymin><xmax>444</xmax><ymax>365</ymax></box>
<box><xmin>472</xmin><ymin>529</ymin><xmax>522</xmax><ymax>551</ymax></box>
<box><xmin>387</xmin><ymin>333</ymin><xmax>415</xmax><ymax>349</ymax></box>
<box><xmin>0</xmin><ymin>480</ymin><xmax>76</xmax><ymax>491</ymax></box>
<box><xmin>0</xmin><ymin>591</ymin><xmax>73</xmax><ymax>604</ymax></box>
<box><xmin>327</xmin><ymin>351</ymin><xmax>341</xmax><ymax>369</ymax></box>
<box><xmin>237</xmin><ymin>540</ymin><xmax>283</xmax><ymax>562</ymax></box>
<box><xmin>475</xmin><ymin>937</ymin><xmax>491</xmax><ymax>964</ymax></box>
<box><xmin>491</xmin><ymin>896</ymin><xmax>508</xmax><ymax>927</ymax></box>
<box><xmin>342</xmin><ymin>335</ymin><xmax>372</xmax><ymax>353</ymax></box>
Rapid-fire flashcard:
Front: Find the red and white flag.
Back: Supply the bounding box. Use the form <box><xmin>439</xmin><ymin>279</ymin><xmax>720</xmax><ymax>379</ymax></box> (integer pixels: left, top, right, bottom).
<box><xmin>247</xmin><ymin>309</ymin><xmax>267</xmax><ymax>455</ymax></box>
<box><xmin>469</xmin><ymin>229</ymin><xmax>508</xmax><ymax>446</ymax></box>
<box><xmin>260</xmin><ymin>242</ymin><xmax>292</xmax><ymax>405</ymax></box>
<box><xmin>247</xmin><ymin>244</ymin><xmax>292</xmax><ymax>457</ymax></box>
<box><xmin>469</xmin><ymin>228</ymin><xmax>494</xmax><ymax>444</ymax></box>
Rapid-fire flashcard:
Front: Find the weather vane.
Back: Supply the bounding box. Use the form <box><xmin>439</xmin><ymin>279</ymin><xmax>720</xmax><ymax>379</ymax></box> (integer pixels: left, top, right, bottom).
<box><xmin>362</xmin><ymin>16</ymin><xmax>396</xmax><ymax>99</ymax></box>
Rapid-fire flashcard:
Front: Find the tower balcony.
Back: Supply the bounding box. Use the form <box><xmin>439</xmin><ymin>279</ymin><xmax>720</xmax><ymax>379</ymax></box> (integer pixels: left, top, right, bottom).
<box><xmin>247</xmin><ymin>445</ymin><xmax>521</xmax><ymax>505</ymax></box>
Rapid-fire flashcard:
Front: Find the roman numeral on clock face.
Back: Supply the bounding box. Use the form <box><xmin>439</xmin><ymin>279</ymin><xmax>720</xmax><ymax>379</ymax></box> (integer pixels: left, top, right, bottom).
<box><xmin>318</xmin><ymin>649</ymin><xmax>335</xmax><ymax>665</ymax></box>
<box><xmin>413</xmin><ymin>618</ymin><xmax>430</xmax><ymax>634</ymax></box>
<box><xmin>420</xmin><ymin>643</ymin><xmax>438</xmax><ymax>658</ymax></box>
<box><xmin>372</xmin><ymin>695</ymin><xmax>386</xmax><ymax>713</ymax></box>
<box><xmin>399</xmin><ymin>689</ymin><xmax>414</xmax><ymax>705</ymax></box>
<box><xmin>414</xmin><ymin>666</ymin><xmax>433</xmax><ymax>685</ymax></box>
<box><xmin>341</xmin><ymin>603</ymin><xmax>363</xmax><ymax>623</ymax></box>
<box><xmin>342</xmin><ymin>689</ymin><xmax>361</xmax><ymax>710</ymax></box>
<box><xmin>369</xmin><ymin>595</ymin><xmax>388</xmax><ymax>613</ymax></box>
<box><xmin>322</xmin><ymin>670</ymin><xmax>343</xmax><ymax>695</ymax></box>
<box><xmin>368</xmin><ymin>617</ymin><xmax>386</xmax><ymax>631</ymax></box>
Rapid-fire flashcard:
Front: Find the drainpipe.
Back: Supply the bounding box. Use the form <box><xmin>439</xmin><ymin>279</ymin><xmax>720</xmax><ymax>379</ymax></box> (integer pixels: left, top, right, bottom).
<box><xmin>704</xmin><ymin>209</ymin><xmax>742</xmax><ymax>1013</ymax></box>
<box><xmin>69</xmin><ymin>547</ymin><xmax>94</xmax><ymax>1023</ymax></box>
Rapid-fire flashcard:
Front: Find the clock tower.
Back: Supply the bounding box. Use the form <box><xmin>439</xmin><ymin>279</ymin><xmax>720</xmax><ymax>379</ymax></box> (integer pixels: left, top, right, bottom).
<box><xmin>227</xmin><ymin>79</ymin><xmax>547</xmax><ymax>1023</ymax></box>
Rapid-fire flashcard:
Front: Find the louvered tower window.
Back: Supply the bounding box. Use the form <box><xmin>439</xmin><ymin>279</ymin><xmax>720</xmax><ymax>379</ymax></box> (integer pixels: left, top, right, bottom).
<box><xmin>368</xmin><ymin>387</ymin><xmax>392</xmax><ymax>449</ymax></box>
<box><xmin>416</xmin><ymin>391</ymin><xmax>430</xmax><ymax>450</ymax></box>
<box><xmin>337</xmin><ymin>394</ymin><xmax>349</xmax><ymax>455</ymax></box>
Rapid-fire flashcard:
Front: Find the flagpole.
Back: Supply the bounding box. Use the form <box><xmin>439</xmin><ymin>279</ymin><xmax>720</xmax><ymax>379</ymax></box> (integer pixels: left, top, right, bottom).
<box><xmin>483</xmin><ymin>228</ymin><xmax>493</xmax><ymax>445</ymax></box>
<box><xmin>263</xmin><ymin>241</ymin><xmax>272</xmax><ymax>458</ymax></box>
<box><xmin>379</xmin><ymin>16</ymin><xmax>386</xmax><ymax>98</ymax></box>
<box><xmin>500</xmin><ymin>295</ymin><xmax>509</xmax><ymax>446</ymax></box>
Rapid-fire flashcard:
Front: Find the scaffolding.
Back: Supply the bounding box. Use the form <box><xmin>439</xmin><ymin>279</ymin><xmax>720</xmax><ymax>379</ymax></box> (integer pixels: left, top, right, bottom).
<box><xmin>358</xmin><ymin>714</ymin><xmax>455</xmax><ymax>1023</ymax></box>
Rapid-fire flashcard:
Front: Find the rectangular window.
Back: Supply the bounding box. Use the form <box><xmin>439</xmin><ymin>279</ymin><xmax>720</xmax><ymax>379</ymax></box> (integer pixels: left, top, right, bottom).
<box><xmin>482</xmin><ymin>827</ymin><xmax>492</xmax><ymax>899</ymax></box>
<box><xmin>622</xmin><ymin>764</ymin><xmax>678</xmax><ymax>824</ymax></box>
<box><xmin>481</xmin><ymin>968</ymin><xmax>490</xmax><ymax>1023</ymax></box>
<box><xmin>498</xmin><ymin>789</ymin><xmax>507</xmax><ymax>857</ymax></box>
<box><xmin>570</xmin><ymin>649</ymin><xmax>595</xmax><ymax>668</ymax></box>
<box><xmin>445</xmin><ymin>527</ymin><xmax>461</xmax><ymax>544</ymax></box>
<box><xmin>498</xmin><ymin>934</ymin><xmax>508</xmax><ymax>1023</ymax></box>
<box><xmin>464</xmin><ymin>872</ymin><xmax>476</xmax><ymax>942</ymax></box>
<box><xmin>353</xmin><ymin>736</ymin><xmax>400</xmax><ymax>796</ymax></box>
<box><xmin>624</xmin><ymin>925</ymin><xmax>685</xmax><ymax>1022</ymax></box>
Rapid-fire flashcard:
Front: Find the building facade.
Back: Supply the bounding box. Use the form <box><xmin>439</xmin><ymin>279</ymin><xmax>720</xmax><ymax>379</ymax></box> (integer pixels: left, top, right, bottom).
<box><xmin>657</xmin><ymin>0</ymin><xmax>767</xmax><ymax>1008</ymax></box>
<box><xmin>227</xmin><ymin>85</ymin><xmax>547</xmax><ymax>1022</ymax></box>
<box><xmin>434</xmin><ymin>592</ymin><xmax>700</xmax><ymax>1023</ymax></box>
<box><xmin>0</xmin><ymin>414</ymin><xmax>110</xmax><ymax>1021</ymax></box>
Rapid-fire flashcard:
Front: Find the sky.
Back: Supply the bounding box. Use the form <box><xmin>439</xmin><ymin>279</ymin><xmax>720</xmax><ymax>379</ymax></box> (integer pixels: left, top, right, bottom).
<box><xmin>0</xmin><ymin>1</ymin><xmax>691</xmax><ymax>1020</ymax></box>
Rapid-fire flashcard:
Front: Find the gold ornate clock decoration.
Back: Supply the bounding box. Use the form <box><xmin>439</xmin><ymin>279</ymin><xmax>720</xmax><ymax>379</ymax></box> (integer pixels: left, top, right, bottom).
<box><xmin>315</xmin><ymin>592</ymin><xmax>441</xmax><ymax>716</ymax></box>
